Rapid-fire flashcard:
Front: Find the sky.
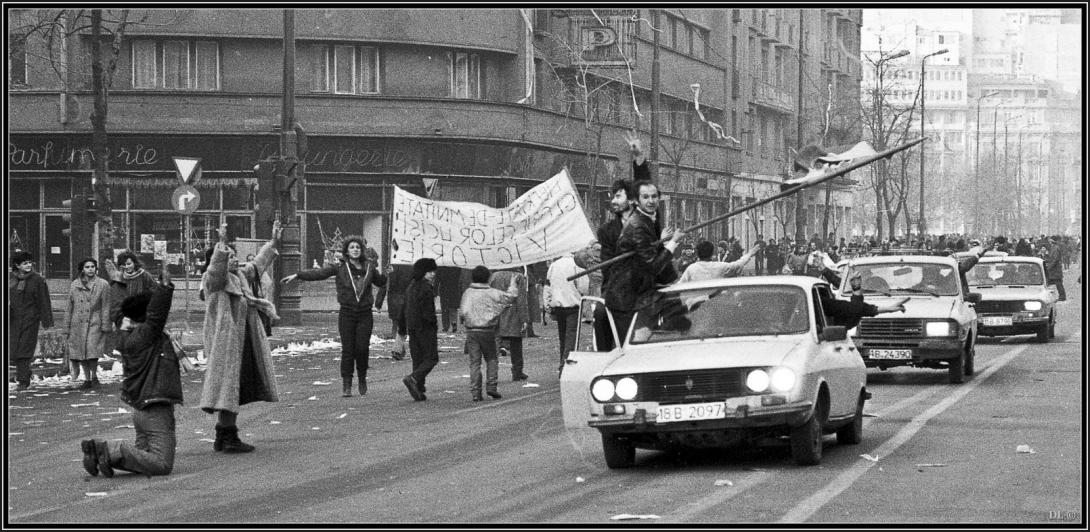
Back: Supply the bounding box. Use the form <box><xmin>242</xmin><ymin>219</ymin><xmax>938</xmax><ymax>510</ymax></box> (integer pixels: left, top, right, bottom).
<box><xmin>862</xmin><ymin>8</ymin><xmax>973</xmax><ymax>52</ymax></box>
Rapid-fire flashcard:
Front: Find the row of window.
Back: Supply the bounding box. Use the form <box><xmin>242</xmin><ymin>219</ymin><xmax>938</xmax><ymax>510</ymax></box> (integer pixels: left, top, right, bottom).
<box><xmin>891</xmin><ymin>89</ymin><xmax>965</xmax><ymax>101</ymax></box>
<box><xmin>890</xmin><ymin>69</ymin><xmax>965</xmax><ymax>81</ymax></box>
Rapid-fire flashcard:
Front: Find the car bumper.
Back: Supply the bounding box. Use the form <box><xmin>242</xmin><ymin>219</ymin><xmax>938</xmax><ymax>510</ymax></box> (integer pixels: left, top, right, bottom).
<box><xmin>978</xmin><ymin>314</ymin><xmax>1048</xmax><ymax>336</ymax></box>
<box><xmin>588</xmin><ymin>397</ymin><xmax>813</xmax><ymax>432</ymax></box>
<box><xmin>852</xmin><ymin>337</ymin><xmax>963</xmax><ymax>366</ymax></box>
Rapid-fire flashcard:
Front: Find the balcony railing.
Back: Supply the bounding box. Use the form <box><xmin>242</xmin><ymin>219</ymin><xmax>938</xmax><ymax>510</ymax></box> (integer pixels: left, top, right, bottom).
<box><xmin>753</xmin><ymin>80</ymin><xmax>795</xmax><ymax>114</ymax></box>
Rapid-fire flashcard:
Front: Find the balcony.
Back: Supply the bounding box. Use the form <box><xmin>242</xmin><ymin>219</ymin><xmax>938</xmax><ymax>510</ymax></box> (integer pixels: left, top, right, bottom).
<box><xmin>753</xmin><ymin>80</ymin><xmax>795</xmax><ymax>114</ymax></box>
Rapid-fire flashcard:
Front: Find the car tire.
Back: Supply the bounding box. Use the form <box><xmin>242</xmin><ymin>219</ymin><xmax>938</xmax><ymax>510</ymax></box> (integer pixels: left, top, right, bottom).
<box><xmin>836</xmin><ymin>392</ymin><xmax>865</xmax><ymax>445</ymax></box>
<box><xmin>947</xmin><ymin>349</ymin><xmax>965</xmax><ymax>384</ymax></box>
<box><xmin>791</xmin><ymin>397</ymin><xmax>826</xmax><ymax>466</ymax></box>
<box><xmin>964</xmin><ymin>341</ymin><xmax>976</xmax><ymax>376</ymax></box>
<box><xmin>1049</xmin><ymin>312</ymin><xmax>1056</xmax><ymax>339</ymax></box>
<box><xmin>601</xmin><ymin>433</ymin><xmax>635</xmax><ymax>469</ymax></box>
<box><xmin>1036</xmin><ymin>321</ymin><xmax>1050</xmax><ymax>343</ymax></box>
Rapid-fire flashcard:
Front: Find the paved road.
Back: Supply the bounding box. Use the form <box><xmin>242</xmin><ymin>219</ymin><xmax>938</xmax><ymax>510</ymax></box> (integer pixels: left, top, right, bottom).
<box><xmin>7</xmin><ymin>284</ymin><xmax>1084</xmax><ymax>525</ymax></box>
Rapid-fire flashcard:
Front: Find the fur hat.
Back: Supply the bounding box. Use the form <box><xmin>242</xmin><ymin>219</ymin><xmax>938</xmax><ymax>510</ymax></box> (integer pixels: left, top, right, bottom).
<box><xmin>412</xmin><ymin>258</ymin><xmax>438</xmax><ymax>280</ymax></box>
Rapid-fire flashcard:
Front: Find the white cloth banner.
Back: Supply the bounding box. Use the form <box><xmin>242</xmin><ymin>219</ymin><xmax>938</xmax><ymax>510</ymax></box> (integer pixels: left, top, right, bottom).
<box><xmin>390</xmin><ymin>169</ymin><xmax>595</xmax><ymax>269</ymax></box>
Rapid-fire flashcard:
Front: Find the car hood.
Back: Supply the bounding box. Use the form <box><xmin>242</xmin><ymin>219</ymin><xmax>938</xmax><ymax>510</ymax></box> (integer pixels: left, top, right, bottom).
<box><xmin>973</xmin><ymin>285</ymin><xmax>1051</xmax><ymax>301</ymax></box>
<box><xmin>602</xmin><ymin>338</ymin><xmax>807</xmax><ymax>375</ymax></box>
<box><xmin>858</xmin><ymin>295</ymin><xmax>955</xmax><ymax>318</ymax></box>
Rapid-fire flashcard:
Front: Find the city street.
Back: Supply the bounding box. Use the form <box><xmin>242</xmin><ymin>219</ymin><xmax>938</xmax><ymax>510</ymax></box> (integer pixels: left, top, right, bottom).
<box><xmin>6</xmin><ymin>286</ymin><xmax>1083</xmax><ymax>525</ymax></box>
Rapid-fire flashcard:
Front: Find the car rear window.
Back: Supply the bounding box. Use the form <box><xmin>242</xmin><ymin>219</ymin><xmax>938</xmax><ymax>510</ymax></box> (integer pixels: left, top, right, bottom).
<box><xmin>630</xmin><ymin>285</ymin><xmax>809</xmax><ymax>344</ymax></box>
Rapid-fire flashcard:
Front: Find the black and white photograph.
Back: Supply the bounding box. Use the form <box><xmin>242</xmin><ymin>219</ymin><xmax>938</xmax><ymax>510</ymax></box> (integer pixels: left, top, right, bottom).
<box><xmin>5</xmin><ymin>5</ymin><xmax>1084</xmax><ymax>526</ymax></box>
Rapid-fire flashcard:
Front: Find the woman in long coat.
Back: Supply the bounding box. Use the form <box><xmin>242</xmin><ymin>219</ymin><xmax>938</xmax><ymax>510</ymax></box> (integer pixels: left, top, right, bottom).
<box><xmin>8</xmin><ymin>251</ymin><xmax>52</xmax><ymax>390</ymax></box>
<box><xmin>200</xmin><ymin>221</ymin><xmax>282</xmax><ymax>453</ymax></box>
<box><xmin>65</xmin><ymin>258</ymin><xmax>111</xmax><ymax>388</ymax></box>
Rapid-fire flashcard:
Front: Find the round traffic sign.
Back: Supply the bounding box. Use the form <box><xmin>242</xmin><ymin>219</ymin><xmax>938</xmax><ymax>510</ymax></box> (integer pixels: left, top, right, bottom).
<box><xmin>171</xmin><ymin>185</ymin><xmax>201</xmax><ymax>214</ymax></box>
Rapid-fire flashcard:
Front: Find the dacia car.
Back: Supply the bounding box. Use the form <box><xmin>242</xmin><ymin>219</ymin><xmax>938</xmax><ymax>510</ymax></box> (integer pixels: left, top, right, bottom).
<box><xmin>560</xmin><ymin>276</ymin><xmax>868</xmax><ymax>468</ymax></box>
<box><xmin>838</xmin><ymin>255</ymin><xmax>979</xmax><ymax>384</ymax></box>
<box><xmin>966</xmin><ymin>256</ymin><xmax>1057</xmax><ymax>342</ymax></box>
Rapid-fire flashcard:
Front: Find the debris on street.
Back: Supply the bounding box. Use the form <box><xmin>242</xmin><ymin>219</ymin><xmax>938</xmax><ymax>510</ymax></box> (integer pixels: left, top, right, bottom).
<box><xmin>1016</xmin><ymin>445</ymin><xmax>1036</xmax><ymax>454</ymax></box>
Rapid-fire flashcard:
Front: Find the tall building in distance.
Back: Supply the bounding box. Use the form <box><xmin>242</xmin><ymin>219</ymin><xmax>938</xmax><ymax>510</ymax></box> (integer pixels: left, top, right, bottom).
<box><xmin>8</xmin><ymin>8</ymin><xmax>861</xmax><ymax>282</ymax></box>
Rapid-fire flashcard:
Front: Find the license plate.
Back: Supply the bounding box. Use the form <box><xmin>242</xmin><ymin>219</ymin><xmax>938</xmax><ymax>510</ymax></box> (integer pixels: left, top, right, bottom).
<box><xmin>656</xmin><ymin>402</ymin><xmax>727</xmax><ymax>423</ymax></box>
<box><xmin>981</xmin><ymin>316</ymin><xmax>1013</xmax><ymax>326</ymax></box>
<box><xmin>868</xmin><ymin>349</ymin><xmax>912</xmax><ymax>360</ymax></box>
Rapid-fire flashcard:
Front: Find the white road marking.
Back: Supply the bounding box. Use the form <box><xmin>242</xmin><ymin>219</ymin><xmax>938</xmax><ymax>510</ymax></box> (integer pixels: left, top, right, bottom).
<box><xmin>777</xmin><ymin>345</ymin><xmax>1028</xmax><ymax>524</ymax></box>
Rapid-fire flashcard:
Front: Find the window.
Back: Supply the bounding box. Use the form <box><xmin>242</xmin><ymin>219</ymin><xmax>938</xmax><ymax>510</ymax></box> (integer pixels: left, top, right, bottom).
<box><xmin>8</xmin><ymin>31</ymin><xmax>28</xmax><ymax>85</ymax></box>
<box><xmin>938</xmin><ymin>35</ymin><xmax>945</xmax><ymax>44</ymax></box>
<box><xmin>131</xmin><ymin>39</ymin><xmax>219</xmax><ymax>90</ymax></box>
<box><xmin>310</xmin><ymin>44</ymin><xmax>380</xmax><ymax>94</ymax></box>
<box><xmin>450</xmin><ymin>52</ymin><xmax>481</xmax><ymax>99</ymax></box>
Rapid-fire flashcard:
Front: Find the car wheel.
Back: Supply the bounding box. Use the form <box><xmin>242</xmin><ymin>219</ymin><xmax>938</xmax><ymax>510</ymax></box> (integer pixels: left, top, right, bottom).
<box><xmin>947</xmin><ymin>349</ymin><xmax>965</xmax><ymax>384</ymax></box>
<box><xmin>836</xmin><ymin>391</ymin><xmax>865</xmax><ymax>445</ymax></box>
<box><xmin>964</xmin><ymin>341</ymin><xmax>976</xmax><ymax>376</ymax></box>
<box><xmin>790</xmin><ymin>396</ymin><xmax>826</xmax><ymax>466</ymax></box>
<box><xmin>1036</xmin><ymin>320</ymin><xmax>1050</xmax><ymax>343</ymax></box>
<box><xmin>601</xmin><ymin>433</ymin><xmax>635</xmax><ymax>469</ymax></box>
<box><xmin>1049</xmin><ymin>313</ymin><xmax>1056</xmax><ymax>339</ymax></box>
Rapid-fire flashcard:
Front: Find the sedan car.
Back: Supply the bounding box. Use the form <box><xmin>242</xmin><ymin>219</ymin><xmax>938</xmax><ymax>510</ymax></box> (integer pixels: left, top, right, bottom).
<box><xmin>966</xmin><ymin>256</ymin><xmax>1057</xmax><ymax>342</ymax></box>
<box><xmin>560</xmin><ymin>276</ymin><xmax>868</xmax><ymax>468</ymax></box>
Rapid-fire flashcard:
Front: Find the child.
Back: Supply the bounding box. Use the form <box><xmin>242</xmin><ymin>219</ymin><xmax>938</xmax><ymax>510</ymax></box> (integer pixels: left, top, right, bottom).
<box><xmin>81</xmin><ymin>268</ymin><xmax>182</xmax><ymax>477</ymax></box>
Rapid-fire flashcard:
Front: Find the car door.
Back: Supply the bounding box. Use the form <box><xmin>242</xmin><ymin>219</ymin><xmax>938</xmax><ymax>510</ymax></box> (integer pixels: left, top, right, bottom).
<box><xmin>813</xmin><ymin>285</ymin><xmax>861</xmax><ymax>418</ymax></box>
<box><xmin>559</xmin><ymin>297</ymin><xmax>624</xmax><ymax>429</ymax></box>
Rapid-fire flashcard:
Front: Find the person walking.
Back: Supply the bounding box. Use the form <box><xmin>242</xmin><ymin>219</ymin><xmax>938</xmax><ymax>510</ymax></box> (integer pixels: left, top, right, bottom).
<box><xmin>753</xmin><ymin>234</ymin><xmax>766</xmax><ymax>275</ymax></box>
<box><xmin>459</xmin><ymin>266</ymin><xmax>519</xmax><ymax>401</ymax></box>
<box><xmin>64</xmin><ymin>258</ymin><xmax>111</xmax><ymax>389</ymax></box>
<box><xmin>765</xmin><ymin>238</ymin><xmax>783</xmax><ymax>275</ymax></box>
<box><xmin>377</xmin><ymin>263</ymin><xmax>412</xmax><ymax>360</ymax></box>
<box><xmin>489</xmin><ymin>268</ymin><xmax>530</xmax><ymax>381</ymax></box>
<box><xmin>401</xmin><ymin>258</ymin><xmax>439</xmax><ymax>401</ymax></box>
<box><xmin>81</xmin><ymin>268</ymin><xmax>182</xmax><ymax>478</ymax></box>
<box><xmin>8</xmin><ymin>251</ymin><xmax>52</xmax><ymax>391</ymax></box>
<box><xmin>200</xmin><ymin>221</ymin><xmax>282</xmax><ymax>453</ymax></box>
<box><xmin>436</xmin><ymin>266</ymin><xmax>463</xmax><ymax>333</ymax></box>
<box><xmin>1044</xmin><ymin>236</ymin><xmax>1067</xmax><ymax>301</ymax></box>
<box><xmin>282</xmin><ymin>235</ymin><xmax>387</xmax><ymax>397</ymax></box>
<box><xmin>544</xmin><ymin>253</ymin><xmax>589</xmax><ymax>376</ymax></box>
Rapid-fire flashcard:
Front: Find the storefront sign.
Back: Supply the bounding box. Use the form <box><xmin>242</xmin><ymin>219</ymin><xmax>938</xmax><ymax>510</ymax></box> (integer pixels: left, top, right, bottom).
<box><xmin>390</xmin><ymin>169</ymin><xmax>594</xmax><ymax>268</ymax></box>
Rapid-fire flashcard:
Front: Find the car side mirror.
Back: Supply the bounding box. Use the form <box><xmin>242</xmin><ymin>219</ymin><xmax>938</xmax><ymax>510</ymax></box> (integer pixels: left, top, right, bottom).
<box><xmin>965</xmin><ymin>293</ymin><xmax>982</xmax><ymax>304</ymax></box>
<box><xmin>820</xmin><ymin>326</ymin><xmax>847</xmax><ymax>342</ymax></box>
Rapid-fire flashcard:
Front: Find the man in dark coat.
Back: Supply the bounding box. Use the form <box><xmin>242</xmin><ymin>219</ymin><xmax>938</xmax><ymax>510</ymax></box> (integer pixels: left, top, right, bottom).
<box><xmin>81</xmin><ymin>269</ymin><xmax>182</xmax><ymax>478</ymax></box>
<box><xmin>436</xmin><ymin>266</ymin><xmax>463</xmax><ymax>333</ymax></box>
<box><xmin>376</xmin><ymin>264</ymin><xmax>413</xmax><ymax>360</ymax></box>
<box><xmin>1044</xmin><ymin>237</ymin><xmax>1067</xmax><ymax>301</ymax></box>
<box><xmin>602</xmin><ymin>180</ymin><xmax>684</xmax><ymax>344</ymax></box>
<box><xmin>8</xmin><ymin>251</ymin><xmax>52</xmax><ymax>390</ymax></box>
<box><xmin>402</xmin><ymin>258</ymin><xmax>438</xmax><ymax>401</ymax></box>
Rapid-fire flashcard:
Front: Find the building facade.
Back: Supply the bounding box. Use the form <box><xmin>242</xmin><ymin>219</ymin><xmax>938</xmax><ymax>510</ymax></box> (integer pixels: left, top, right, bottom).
<box><xmin>8</xmin><ymin>8</ymin><xmax>862</xmax><ymax>281</ymax></box>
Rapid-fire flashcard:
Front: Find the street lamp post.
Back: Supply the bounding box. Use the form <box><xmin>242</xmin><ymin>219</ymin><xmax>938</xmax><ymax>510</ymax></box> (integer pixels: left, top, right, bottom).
<box><xmin>974</xmin><ymin>90</ymin><xmax>1000</xmax><ymax>235</ymax></box>
<box><xmin>917</xmin><ymin>48</ymin><xmax>947</xmax><ymax>238</ymax></box>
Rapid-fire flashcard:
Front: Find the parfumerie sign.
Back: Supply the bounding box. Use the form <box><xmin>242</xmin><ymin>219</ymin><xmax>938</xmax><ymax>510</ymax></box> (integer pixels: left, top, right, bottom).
<box><xmin>391</xmin><ymin>169</ymin><xmax>594</xmax><ymax>268</ymax></box>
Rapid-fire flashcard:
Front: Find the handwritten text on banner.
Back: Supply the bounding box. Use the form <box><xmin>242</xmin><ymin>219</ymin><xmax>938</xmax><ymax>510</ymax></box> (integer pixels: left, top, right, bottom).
<box><xmin>390</xmin><ymin>170</ymin><xmax>594</xmax><ymax>268</ymax></box>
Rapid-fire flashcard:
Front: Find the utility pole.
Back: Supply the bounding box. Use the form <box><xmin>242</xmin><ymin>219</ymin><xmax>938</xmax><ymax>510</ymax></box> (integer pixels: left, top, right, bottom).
<box><xmin>1003</xmin><ymin>121</ymin><xmax>1009</xmax><ymax>231</ymax></box>
<box><xmin>277</xmin><ymin>9</ymin><xmax>302</xmax><ymax>326</ymax></box>
<box><xmin>650</xmin><ymin>9</ymin><xmax>661</xmax><ymax>178</ymax></box>
<box><xmin>794</xmin><ymin>9</ymin><xmax>806</xmax><ymax>244</ymax></box>
<box><xmin>918</xmin><ymin>48</ymin><xmax>948</xmax><ymax>238</ymax></box>
<box><xmin>1016</xmin><ymin>128</ymin><xmax>1023</xmax><ymax>236</ymax></box>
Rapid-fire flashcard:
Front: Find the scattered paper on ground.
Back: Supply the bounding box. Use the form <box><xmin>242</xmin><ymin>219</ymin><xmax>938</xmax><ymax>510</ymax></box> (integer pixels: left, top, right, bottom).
<box><xmin>1016</xmin><ymin>445</ymin><xmax>1036</xmax><ymax>454</ymax></box>
<box><xmin>611</xmin><ymin>514</ymin><xmax>661</xmax><ymax>521</ymax></box>
<box><xmin>522</xmin><ymin>383</ymin><xmax>540</xmax><ymax>388</ymax></box>
<box><xmin>312</xmin><ymin>381</ymin><xmax>332</xmax><ymax>386</ymax></box>
<box><xmin>916</xmin><ymin>463</ymin><xmax>948</xmax><ymax>468</ymax></box>
<box><xmin>337</xmin><ymin>413</ymin><xmax>347</xmax><ymax>419</ymax></box>
<box><xmin>714</xmin><ymin>479</ymin><xmax>734</xmax><ymax>486</ymax></box>
<box><xmin>307</xmin><ymin>396</ymin><xmax>318</xmax><ymax>401</ymax></box>
<box><xmin>270</xmin><ymin>421</ymin><xmax>282</xmax><ymax>424</ymax></box>
<box><xmin>85</xmin><ymin>492</ymin><xmax>108</xmax><ymax>497</ymax></box>
<box><xmin>198</xmin><ymin>438</ymin><xmax>215</xmax><ymax>443</ymax></box>
<box><xmin>860</xmin><ymin>454</ymin><xmax>880</xmax><ymax>462</ymax></box>
<box><xmin>576</xmin><ymin>477</ymin><xmax>585</xmax><ymax>483</ymax></box>
<box><xmin>71</xmin><ymin>402</ymin><xmax>100</xmax><ymax>408</ymax></box>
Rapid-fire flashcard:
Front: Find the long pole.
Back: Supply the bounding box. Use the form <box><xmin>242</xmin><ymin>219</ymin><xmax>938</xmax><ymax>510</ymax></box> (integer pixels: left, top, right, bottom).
<box><xmin>568</xmin><ymin>138</ymin><xmax>926</xmax><ymax>281</ymax></box>
<box><xmin>277</xmin><ymin>8</ymin><xmax>302</xmax><ymax>325</ymax></box>
<box><xmin>1003</xmin><ymin>121</ymin><xmax>1009</xmax><ymax>231</ymax></box>
<box><xmin>1016</xmin><ymin>129</ymin><xmax>1023</xmax><ymax>235</ymax></box>
<box><xmin>794</xmin><ymin>9</ymin><xmax>806</xmax><ymax>245</ymax></box>
<box><xmin>991</xmin><ymin>104</ymin><xmax>998</xmax><ymax>235</ymax></box>
<box><xmin>974</xmin><ymin>99</ymin><xmax>981</xmax><ymax>235</ymax></box>
<box><xmin>918</xmin><ymin>59</ymin><xmax>927</xmax><ymax>237</ymax></box>
<box><xmin>649</xmin><ymin>9</ymin><xmax>660</xmax><ymax>175</ymax></box>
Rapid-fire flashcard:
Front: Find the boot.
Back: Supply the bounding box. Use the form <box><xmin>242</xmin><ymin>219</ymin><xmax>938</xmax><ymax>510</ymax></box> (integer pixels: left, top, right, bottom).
<box><xmin>81</xmin><ymin>439</ymin><xmax>99</xmax><ymax>476</ymax></box>
<box><xmin>215</xmin><ymin>425</ymin><xmax>255</xmax><ymax>453</ymax></box>
<box><xmin>342</xmin><ymin>377</ymin><xmax>352</xmax><ymax>397</ymax></box>
<box><xmin>94</xmin><ymin>440</ymin><xmax>115</xmax><ymax>477</ymax></box>
<box><xmin>358</xmin><ymin>378</ymin><xmax>367</xmax><ymax>396</ymax></box>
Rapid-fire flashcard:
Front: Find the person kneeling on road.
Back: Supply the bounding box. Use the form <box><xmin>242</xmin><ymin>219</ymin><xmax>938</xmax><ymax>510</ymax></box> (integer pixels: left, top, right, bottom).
<box><xmin>458</xmin><ymin>266</ymin><xmax>520</xmax><ymax>402</ymax></box>
<box><xmin>81</xmin><ymin>268</ymin><xmax>182</xmax><ymax>478</ymax></box>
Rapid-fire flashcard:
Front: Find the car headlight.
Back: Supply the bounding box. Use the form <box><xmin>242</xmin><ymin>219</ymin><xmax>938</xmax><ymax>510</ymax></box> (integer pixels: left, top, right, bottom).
<box><xmin>615</xmin><ymin>377</ymin><xmax>638</xmax><ymax>400</ymax></box>
<box><xmin>1024</xmin><ymin>301</ymin><xmax>1042</xmax><ymax>311</ymax></box>
<box><xmin>925</xmin><ymin>321</ymin><xmax>954</xmax><ymax>337</ymax></box>
<box><xmin>769</xmin><ymin>367</ymin><xmax>797</xmax><ymax>392</ymax></box>
<box><xmin>591</xmin><ymin>379</ymin><xmax>615</xmax><ymax>402</ymax></box>
<box><xmin>746</xmin><ymin>369</ymin><xmax>770</xmax><ymax>393</ymax></box>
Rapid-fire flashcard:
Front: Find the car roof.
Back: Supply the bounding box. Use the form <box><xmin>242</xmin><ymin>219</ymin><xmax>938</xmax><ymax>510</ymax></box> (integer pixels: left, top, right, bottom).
<box><xmin>661</xmin><ymin>275</ymin><xmax>826</xmax><ymax>293</ymax></box>
<box><xmin>845</xmin><ymin>254</ymin><xmax>959</xmax><ymax>266</ymax></box>
<box><xmin>978</xmin><ymin>256</ymin><xmax>1045</xmax><ymax>265</ymax></box>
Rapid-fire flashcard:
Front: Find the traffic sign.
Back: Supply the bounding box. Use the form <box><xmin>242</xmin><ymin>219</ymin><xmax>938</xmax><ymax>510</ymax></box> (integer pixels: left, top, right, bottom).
<box><xmin>171</xmin><ymin>185</ymin><xmax>201</xmax><ymax>214</ymax></box>
<box><xmin>173</xmin><ymin>156</ymin><xmax>202</xmax><ymax>185</ymax></box>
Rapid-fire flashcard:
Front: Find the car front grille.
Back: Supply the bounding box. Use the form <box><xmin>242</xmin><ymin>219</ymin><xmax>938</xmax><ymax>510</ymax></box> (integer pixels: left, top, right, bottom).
<box><xmin>637</xmin><ymin>369</ymin><xmax>747</xmax><ymax>403</ymax></box>
<box><xmin>976</xmin><ymin>300</ymin><xmax>1027</xmax><ymax>313</ymax></box>
<box><xmin>858</xmin><ymin>318</ymin><xmax>925</xmax><ymax>338</ymax></box>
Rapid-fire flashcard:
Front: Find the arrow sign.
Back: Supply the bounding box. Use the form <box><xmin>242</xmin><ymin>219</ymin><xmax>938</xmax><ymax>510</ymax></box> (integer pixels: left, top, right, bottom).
<box><xmin>171</xmin><ymin>185</ymin><xmax>201</xmax><ymax>215</ymax></box>
<box><xmin>173</xmin><ymin>156</ymin><xmax>202</xmax><ymax>185</ymax></box>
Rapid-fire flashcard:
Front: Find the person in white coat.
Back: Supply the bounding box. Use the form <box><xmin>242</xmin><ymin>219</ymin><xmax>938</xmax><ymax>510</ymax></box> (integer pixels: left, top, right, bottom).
<box><xmin>545</xmin><ymin>253</ymin><xmax>589</xmax><ymax>376</ymax></box>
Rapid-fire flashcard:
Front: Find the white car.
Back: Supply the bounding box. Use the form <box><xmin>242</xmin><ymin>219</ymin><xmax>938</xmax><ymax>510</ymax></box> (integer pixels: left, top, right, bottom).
<box><xmin>967</xmin><ymin>256</ymin><xmax>1057</xmax><ymax>342</ymax></box>
<box><xmin>560</xmin><ymin>276</ymin><xmax>868</xmax><ymax>468</ymax></box>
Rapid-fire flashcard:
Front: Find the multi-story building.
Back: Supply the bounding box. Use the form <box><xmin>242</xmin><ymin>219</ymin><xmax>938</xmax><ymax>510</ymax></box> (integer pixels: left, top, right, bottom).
<box><xmin>8</xmin><ymin>8</ymin><xmax>861</xmax><ymax>283</ymax></box>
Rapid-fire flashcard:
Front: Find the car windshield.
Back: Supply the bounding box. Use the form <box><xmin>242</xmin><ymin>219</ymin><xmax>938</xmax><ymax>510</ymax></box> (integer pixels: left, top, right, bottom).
<box><xmin>843</xmin><ymin>263</ymin><xmax>959</xmax><ymax>296</ymax></box>
<box><xmin>629</xmin><ymin>285</ymin><xmax>809</xmax><ymax>344</ymax></box>
<box><xmin>967</xmin><ymin>262</ymin><xmax>1044</xmax><ymax>286</ymax></box>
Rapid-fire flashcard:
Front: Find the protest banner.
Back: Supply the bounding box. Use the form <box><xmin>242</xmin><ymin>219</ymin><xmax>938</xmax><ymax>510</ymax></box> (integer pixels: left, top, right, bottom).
<box><xmin>390</xmin><ymin>169</ymin><xmax>595</xmax><ymax>269</ymax></box>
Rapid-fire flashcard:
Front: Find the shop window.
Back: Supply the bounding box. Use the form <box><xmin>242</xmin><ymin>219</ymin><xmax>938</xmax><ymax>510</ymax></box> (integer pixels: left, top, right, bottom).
<box><xmin>306</xmin><ymin>185</ymin><xmax>383</xmax><ymax>211</ymax></box>
<box><xmin>8</xmin><ymin>31</ymin><xmax>28</xmax><ymax>86</ymax></box>
<box><xmin>8</xmin><ymin>213</ymin><xmax>38</xmax><ymax>256</ymax></box>
<box><xmin>43</xmin><ymin>179</ymin><xmax>72</xmax><ymax>208</ymax></box>
<box><xmin>450</xmin><ymin>52</ymin><xmax>481</xmax><ymax>99</ymax></box>
<box><xmin>10</xmin><ymin>180</ymin><xmax>39</xmax><ymax>209</ymax></box>
<box><xmin>222</xmin><ymin>185</ymin><xmax>252</xmax><ymax>210</ymax></box>
<box><xmin>131</xmin><ymin>39</ymin><xmax>220</xmax><ymax>90</ymax></box>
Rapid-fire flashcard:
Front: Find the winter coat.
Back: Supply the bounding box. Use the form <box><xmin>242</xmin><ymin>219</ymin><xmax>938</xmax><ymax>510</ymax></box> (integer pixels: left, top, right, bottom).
<box><xmin>377</xmin><ymin>264</ymin><xmax>413</xmax><ymax>317</ymax></box>
<box><xmin>65</xmin><ymin>276</ymin><xmax>111</xmax><ymax>361</ymax></box>
<box><xmin>118</xmin><ymin>283</ymin><xmax>183</xmax><ymax>410</ymax></box>
<box><xmin>435</xmin><ymin>266</ymin><xmax>463</xmax><ymax>310</ymax></box>
<box><xmin>403</xmin><ymin>277</ymin><xmax>437</xmax><ymax>332</ymax></box>
<box><xmin>602</xmin><ymin>208</ymin><xmax>677</xmax><ymax>312</ymax></box>
<box><xmin>109</xmin><ymin>269</ymin><xmax>157</xmax><ymax>326</ymax></box>
<box><xmin>8</xmin><ymin>271</ymin><xmax>53</xmax><ymax>360</ymax></box>
<box><xmin>296</xmin><ymin>260</ymin><xmax>387</xmax><ymax>311</ymax></box>
<box><xmin>199</xmin><ymin>240</ymin><xmax>280</xmax><ymax>414</ymax></box>
<box><xmin>489</xmin><ymin>270</ymin><xmax>529</xmax><ymax>337</ymax></box>
<box><xmin>1044</xmin><ymin>246</ymin><xmax>1064</xmax><ymax>281</ymax></box>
